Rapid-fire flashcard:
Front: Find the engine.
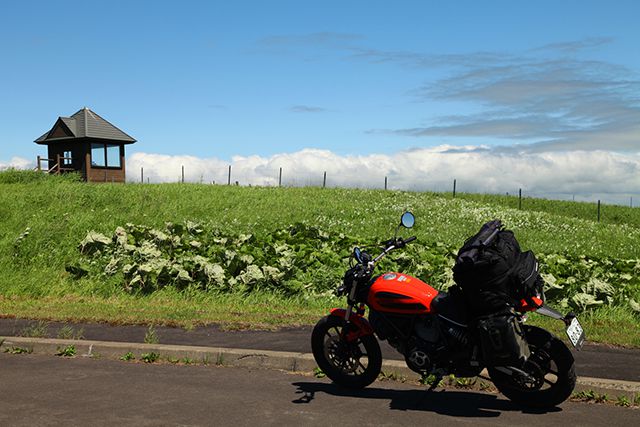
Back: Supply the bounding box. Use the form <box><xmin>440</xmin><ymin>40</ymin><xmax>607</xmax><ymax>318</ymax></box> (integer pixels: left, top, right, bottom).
<box><xmin>414</xmin><ymin>315</ymin><xmax>440</xmax><ymax>342</ymax></box>
<box><xmin>370</xmin><ymin>310</ymin><xmax>474</xmax><ymax>375</ymax></box>
<box><xmin>405</xmin><ymin>316</ymin><xmax>441</xmax><ymax>374</ymax></box>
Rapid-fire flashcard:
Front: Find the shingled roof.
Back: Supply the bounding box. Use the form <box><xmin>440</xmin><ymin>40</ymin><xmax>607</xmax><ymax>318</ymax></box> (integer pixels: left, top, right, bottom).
<box><xmin>35</xmin><ymin>107</ymin><xmax>136</xmax><ymax>144</ymax></box>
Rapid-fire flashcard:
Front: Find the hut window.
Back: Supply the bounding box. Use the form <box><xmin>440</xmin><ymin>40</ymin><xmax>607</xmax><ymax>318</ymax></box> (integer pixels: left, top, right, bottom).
<box><xmin>91</xmin><ymin>143</ymin><xmax>121</xmax><ymax>168</ymax></box>
<box><xmin>63</xmin><ymin>151</ymin><xmax>72</xmax><ymax>165</ymax></box>
<box><xmin>106</xmin><ymin>144</ymin><xmax>121</xmax><ymax>168</ymax></box>
<box><xmin>91</xmin><ymin>144</ymin><xmax>106</xmax><ymax>167</ymax></box>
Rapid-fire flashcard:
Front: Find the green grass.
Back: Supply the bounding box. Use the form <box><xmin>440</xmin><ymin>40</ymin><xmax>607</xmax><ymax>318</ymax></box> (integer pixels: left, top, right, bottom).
<box><xmin>144</xmin><ymin>325</ymin><xmax>159</xmax><ymax>344</ymax></box>
<box><xmin>526</xmin><ymin>305</ymin><xmax>640</xmax><ymax>348</ymax></box>
<box><xmin>57</xmin><ymin>325</ymin><xmax>84</xmax><ymax>340</ymax></box>
<box><xmin>55</xmin><ymin>345</ymin><xmax>77</xmax><ymax>357</ymax></box>
<box><xmin>19</xmin><ymin>320</ymin><xmax>49</xmax><ymax>337</ymax></box>
<box><xmin>0</xmin><ymin>168</ymin><xmax>82</xmax><ymax>184</ymax></box>
<box><xmin>1</xmin><ymin>170</ymin><xmax>639</xmax><ymax>346</ymax></box>
<box><xmin>460</xmin><ymin>192</ymin><xmax>640</xmax><ymax>228</ymax></box>
<box><xmin>120</xmin><ymin>351</ymin><xmax>135</xmax><ymax>361</ymax></box>
<box><xmin>140</xmin><ymin>352</ymin><xmax>160</xmax><ymax>363</ymax></box>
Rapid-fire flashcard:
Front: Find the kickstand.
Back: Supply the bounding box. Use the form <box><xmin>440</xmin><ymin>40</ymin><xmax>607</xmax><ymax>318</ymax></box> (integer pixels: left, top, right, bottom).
<box><xmin>426</xmin><ymin>375</ymin><xmax>442</xmax><ymax>392</ymax></box>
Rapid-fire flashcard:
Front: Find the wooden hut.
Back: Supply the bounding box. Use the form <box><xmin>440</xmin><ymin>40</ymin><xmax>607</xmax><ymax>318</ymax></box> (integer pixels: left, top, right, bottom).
<box><xmin>34</xmin><ymin>107</ymin><xmax>136</xmax><ymax>182</ymax></box>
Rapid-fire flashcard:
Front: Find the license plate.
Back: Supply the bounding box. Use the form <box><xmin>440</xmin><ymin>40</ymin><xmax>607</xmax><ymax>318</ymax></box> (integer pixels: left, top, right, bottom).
<box><xmin>565</xmin><ymin>317</ymin><xmax>585</xmax><ymax>350</ymax></box>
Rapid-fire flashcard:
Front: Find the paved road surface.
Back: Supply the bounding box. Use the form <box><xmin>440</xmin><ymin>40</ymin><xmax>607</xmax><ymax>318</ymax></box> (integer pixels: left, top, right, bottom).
<box><xmin>0</xmin><ymin>353</ymin><xmax>637</xmax><ymax>426</ymax></box>
<box><xmin>1</xmin><ymin>318</ymin><xmax>638</xmax><ymax>382</ymax></box>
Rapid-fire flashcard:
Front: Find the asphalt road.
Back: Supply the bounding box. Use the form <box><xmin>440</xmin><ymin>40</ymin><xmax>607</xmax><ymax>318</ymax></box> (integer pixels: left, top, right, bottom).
<box><xmin>0</xmin><ymin>353</ymin><xmax>637</xmax><ymax>426</ymax></box>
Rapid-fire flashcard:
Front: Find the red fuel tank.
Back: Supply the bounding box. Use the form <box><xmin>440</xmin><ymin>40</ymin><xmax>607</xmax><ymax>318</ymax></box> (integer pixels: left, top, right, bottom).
<box><xmin>368</xmin><ymin>272</ymin><xmax>439</xmax><ymax>315</ymax></box>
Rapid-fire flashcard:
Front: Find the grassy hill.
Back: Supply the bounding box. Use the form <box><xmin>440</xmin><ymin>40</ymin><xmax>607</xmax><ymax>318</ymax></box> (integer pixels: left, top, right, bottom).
<box><xmin>1</xmin><ymin>170</ymin><xmax>639</xmax><ymax>345</ymax></box>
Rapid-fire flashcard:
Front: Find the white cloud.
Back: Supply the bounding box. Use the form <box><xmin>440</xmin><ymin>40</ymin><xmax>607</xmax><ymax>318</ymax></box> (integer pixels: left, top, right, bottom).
<box><xmin>127</xmin><ymin>148</ymin><xmax>640</xmax><ymax>205</ymax></box>
<box><xmin>0</xmin><ymin>157</ymin><xmax>34</xmax><ymax>170</ymax></box>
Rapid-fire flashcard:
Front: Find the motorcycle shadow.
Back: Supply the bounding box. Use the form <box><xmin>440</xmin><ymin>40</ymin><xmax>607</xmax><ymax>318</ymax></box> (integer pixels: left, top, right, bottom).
<box><xmin>291</xmin><ymin>381</ymin><xmax>562</xmax><ymax>417</ymax></box>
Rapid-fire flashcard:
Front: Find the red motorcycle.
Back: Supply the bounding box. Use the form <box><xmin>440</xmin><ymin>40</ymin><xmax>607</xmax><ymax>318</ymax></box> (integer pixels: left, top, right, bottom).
<box><xmin>311</xmin><ymin>212</ymin><xmax>585</xmax><ymax>408</ymax></box>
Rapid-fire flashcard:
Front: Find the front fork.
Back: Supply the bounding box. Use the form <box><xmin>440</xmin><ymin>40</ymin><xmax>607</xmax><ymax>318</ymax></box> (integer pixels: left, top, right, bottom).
<box><xmin>343</xmin><ymin>279</ymin><xmax>359</xmax><ymax>322</ymax></box>
<box><xmin>330</xmin><ymin>303</ymin><xmax>372</xmax><ymax>342</ymax></box>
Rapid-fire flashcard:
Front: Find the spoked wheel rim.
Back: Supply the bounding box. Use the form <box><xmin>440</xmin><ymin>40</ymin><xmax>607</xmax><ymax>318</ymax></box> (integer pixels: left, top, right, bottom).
<box><xmin>488</xmin><ymin>325</ymin><xmax>576</xmax><ymax>408</ymax></box>
<box><xmin>323</xmin><ymin>325</ymin><xmax>371</xmax><ymax>376</ymax></box>
<box><xmin>512</xmin><ymin>347</ymin><xmax>552</xmax><ymax>391</ymax></box>
<box><xmin>311</xmin><ymin>315</ymin><xmax>382</xmax><ymax>389</ymax></box>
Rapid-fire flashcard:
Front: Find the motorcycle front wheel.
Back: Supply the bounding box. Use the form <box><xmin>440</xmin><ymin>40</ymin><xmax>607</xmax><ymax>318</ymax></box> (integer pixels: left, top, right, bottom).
<box><xmin>311</xmin><ymin>315</ymin><xmax>382</xmax><ymax>389</ymax></box>
<box><xmin>489</xmin><ymin>325</ymin><xmax>576</xmax><ymax>408</ymax></box>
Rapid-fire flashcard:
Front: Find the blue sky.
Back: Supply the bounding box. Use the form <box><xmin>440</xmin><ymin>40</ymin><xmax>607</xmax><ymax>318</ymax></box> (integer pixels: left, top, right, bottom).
<box><xmin>1</xmin><ymin>1</ymin><xmax>639</xmax><ymax>203</ymax></box>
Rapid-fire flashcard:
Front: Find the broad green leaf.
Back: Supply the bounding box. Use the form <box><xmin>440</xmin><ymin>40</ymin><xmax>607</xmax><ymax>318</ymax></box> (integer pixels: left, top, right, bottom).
<box><xmin>572</xmin><ymin>293</ymin><xmax>604</xmax><ymax>310</ymax></box>
<box><xmin>238</xmin><ymin>265</ymin><xmax>264</xmax><ymax>285</ymax></box>
<box><xmin>79</xmin><ymin>231</ymin><xmax>112</xmax><ymax>254</ymax></box>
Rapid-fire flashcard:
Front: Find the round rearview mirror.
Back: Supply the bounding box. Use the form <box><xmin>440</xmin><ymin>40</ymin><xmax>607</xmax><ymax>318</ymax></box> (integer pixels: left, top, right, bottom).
<box><xmin>354</xmin><ymin>247</ymin><xmax>363</xmax><ymax>263</ymax></box>
<box><xmin>400</xmin><ymin>212</ymin><xmax>415</xmax><ymax>228</ymax></box>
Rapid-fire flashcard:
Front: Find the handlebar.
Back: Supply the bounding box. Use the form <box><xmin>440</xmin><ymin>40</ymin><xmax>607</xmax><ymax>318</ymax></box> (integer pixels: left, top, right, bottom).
<box><xmin>341</xmin><ymin>236</ymin><xmax>417</xmax><ymax>297</ymax></box>
<box><xmin>381</xmin><ymin>236</ymin><xmax>417</xmax><ymax>249</ymax></box>
<box><xmin>370</xmin><ymin>236</ymin><xmax>417</xmax><ymax>264</ymax></box>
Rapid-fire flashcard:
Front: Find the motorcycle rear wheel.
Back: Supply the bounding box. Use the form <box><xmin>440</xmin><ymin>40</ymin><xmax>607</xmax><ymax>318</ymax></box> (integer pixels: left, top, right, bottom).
<box><xmin>311</xmin><ymin>315</ymin><xmax>382</xmax><ymax>389</ymax></box>
<box><xmin>489</xmin><ymin>325</ymin><xmax>576</xmax><ymax>408</ymax></box>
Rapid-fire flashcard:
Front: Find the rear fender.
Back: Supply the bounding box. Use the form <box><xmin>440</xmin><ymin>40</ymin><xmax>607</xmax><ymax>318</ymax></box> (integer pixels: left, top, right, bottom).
<box><xmin>329</xmin><ymin>308</ymin><xmax>374</xmax><ymax>341</ymax></box>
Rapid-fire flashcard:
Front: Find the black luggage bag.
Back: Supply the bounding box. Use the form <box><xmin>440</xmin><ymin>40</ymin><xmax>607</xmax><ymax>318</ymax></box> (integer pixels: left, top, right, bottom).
<box><xmin>452</xmin><ymin>219</ymin><xmax>543</xmax><ymax>365</ymax></box>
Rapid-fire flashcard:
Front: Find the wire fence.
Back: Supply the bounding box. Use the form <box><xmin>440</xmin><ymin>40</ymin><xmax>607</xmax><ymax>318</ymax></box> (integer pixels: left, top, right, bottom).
<box><xmin>134</xmin><ymin>165</ymin><xmax>638</xmax><ymax>221</ymax></box>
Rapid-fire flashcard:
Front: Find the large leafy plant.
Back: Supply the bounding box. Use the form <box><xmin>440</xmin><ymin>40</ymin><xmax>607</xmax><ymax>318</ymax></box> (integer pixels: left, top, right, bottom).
<box><xmin>72</xmin><ymin>221</ymin><xmax>640</xmax><ymax>315</ymax></box>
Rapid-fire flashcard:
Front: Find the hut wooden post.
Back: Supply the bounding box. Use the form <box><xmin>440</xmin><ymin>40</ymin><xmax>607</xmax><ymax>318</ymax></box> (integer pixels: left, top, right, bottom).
<box><xmin>85</xmin><ymin>153</ymin><xmax>91</xmax><ymax>181</ymax></box>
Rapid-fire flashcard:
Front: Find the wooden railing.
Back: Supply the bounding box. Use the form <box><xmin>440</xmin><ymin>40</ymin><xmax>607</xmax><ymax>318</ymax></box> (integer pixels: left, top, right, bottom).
<box><xmin>35</xmin><ymin>155</ymin><xmax>74</xmax><ymax>174</ymax></box>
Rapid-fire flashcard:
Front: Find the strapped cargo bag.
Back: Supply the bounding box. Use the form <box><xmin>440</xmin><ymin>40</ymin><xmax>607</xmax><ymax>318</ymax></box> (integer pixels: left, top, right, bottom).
<box><xmin>510</xmin><ymin>250</ymin><xmax>544</xmax><ymax>307</ymax></box>
<box><xmin>476</xmin><ymin>310</ymin><xmax>530</xmax><ymax>367</ymax></box>
<box><xmin>452</xmin><ymin>219</ymin><xmax>544</xmax><ymax>315</ymax></box>
<box><xmin>453</xmin><ymin>220</ymin><xmax>521</xmax><ymax>316</ymax></box>
<box><xmin>452</xmin><ymin>219</ymin><xmax>544</xmax><ymax>367</ymax></box>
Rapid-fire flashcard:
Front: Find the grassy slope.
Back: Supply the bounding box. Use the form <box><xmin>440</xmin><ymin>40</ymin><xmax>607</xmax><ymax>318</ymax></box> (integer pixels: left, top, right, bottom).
<box><xmin>460</xmin><ymin>192</ymin><xmax>640</xmax><ymax>228</ymax></box>
<box><xmin>1</xmin><ymin>177</ymin><xmax>639</xmax><ymax>345</ymax></box>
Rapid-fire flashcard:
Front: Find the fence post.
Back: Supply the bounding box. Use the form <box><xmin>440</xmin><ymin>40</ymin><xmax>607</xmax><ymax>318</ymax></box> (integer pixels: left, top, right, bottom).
<box><xmin>597</xmin><ymin>200</ymin><xmax>601</xmax><ymax>222</ymax></box>
<box><xmin>279</xmin><ymin>167</ymin><xmax>282</xmax><ymax>187</ymax></box>
<box><xmin>37</xmin><ymin>155</ymin><xmax>41</xmax><ymax>171</ymax></box>
<box><xmin>631</xmin><ymin>197</ymin><xmax>633</xmax><ymax>208</ymax></box>
<box><xmin>453</xmin><ymin>179</ymin><xmax>457</xmax><ymax>198</ymax></box>
<box><xmin>56</xmin><ymin>154</ymin><xmax>61</xmax><ymax>174</ymax></box>
<box><xmin>228</xmin><ymin>165</ymin><xmax>231</xmax><ymax>185</ymax></box>
<box><xmin>323</xmin><ymin>171</ymin><xmax>327</xmax><ymax>188</ymax></box>
<box><xmin>141</xmin><ymin>167</ymin><xmax>144</xmax><ymax>183</ymax></box>
<box><xmin>384</xmin><ymin>176</ymin><xmax>388</xmax><ymax>190</ymax></box>
<box><xmin>518</xmin><ymin>188</ymin><xmax>522</xmax><ymax>210</ymax></box>
<box><xmin>181</xmin><ymin>165</ymin><xmax>184</xmax><ymax>183</ymax></box>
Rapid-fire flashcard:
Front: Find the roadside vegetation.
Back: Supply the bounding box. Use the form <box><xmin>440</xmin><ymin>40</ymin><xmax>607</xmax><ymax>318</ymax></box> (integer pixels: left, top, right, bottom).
<box><xmin>1</xmin><ymin>170</ymin><xmax>639</xmax><ymax>346</ymax></box>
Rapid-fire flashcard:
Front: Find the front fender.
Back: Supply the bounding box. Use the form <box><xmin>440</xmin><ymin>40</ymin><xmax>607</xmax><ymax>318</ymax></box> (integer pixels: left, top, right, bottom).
<box><xmin>329</xmin><ymin>308</ymin><xmax>374</xmax><ymax>340</ymax></box>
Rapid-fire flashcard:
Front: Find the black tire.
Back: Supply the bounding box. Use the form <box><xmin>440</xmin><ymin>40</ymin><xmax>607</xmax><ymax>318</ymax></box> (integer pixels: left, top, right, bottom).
<box><xmin>489</xmin><ymin>325</ymin><xmax>576</xmax><ymax>408</ymax></box>
<box><xmin>311</xmin><ymin>315</ymin><xmax>382</xmax><ymax>389</ymax></box>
